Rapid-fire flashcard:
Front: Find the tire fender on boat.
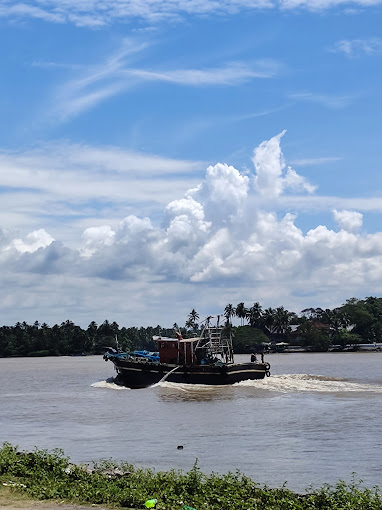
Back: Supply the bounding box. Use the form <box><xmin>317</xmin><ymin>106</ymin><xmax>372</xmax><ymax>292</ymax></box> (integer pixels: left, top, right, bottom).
<box><xmin>264</xmin><ymin>362</ymin><xmax>270</xmax><ymax>370</ymax></box>
<box><xmin>265</xmin><ymin>370</ymin><xmax>271</xmax><ymax>377</ymax></box>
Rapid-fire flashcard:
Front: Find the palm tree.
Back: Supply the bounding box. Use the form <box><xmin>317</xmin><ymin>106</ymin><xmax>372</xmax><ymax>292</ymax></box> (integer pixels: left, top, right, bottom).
<box><xmin>246</xmin><ymin>302</ymin><xmax>263</xmax><ymax>328</ymax></box>
<box><xmin>262</xmin><ymin>307</ymin><xmax>276</xmax><ymax>341</ymax></box>
<box><xmin>235</xmin><ymin>302</ymin><xmax>247</xmax><ymax>326</ymax></box>
<box><xmin>224</xmin><ymin>304</ymin><xmax>235</xmax><ymax>325</ymax></box>
<box><xmin>325</xmin><ymin>308</ymin><xmax>350</xmax><ymax>338</ymax></box>
<box><xmin>185</xmin><ymin>309</ymin><xmax>200</xmax><ymax>331</ymax></box>
<box><xmin>87</xmin><ymin>321</ymin><xmax>98</xmax><ymax>351</ymax></box>
<box><xmin>273</xmin><ymin>306</ymin><xmax>292</xmax><ymax>338</ymax></box>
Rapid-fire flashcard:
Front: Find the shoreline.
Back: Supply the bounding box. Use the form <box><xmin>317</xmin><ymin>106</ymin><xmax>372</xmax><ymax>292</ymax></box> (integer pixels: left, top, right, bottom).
<box><xmin>1</xmin><ymin>444</ymin><xmax>381</xmax><ymax>510</ymax></box>
<box><xmin>1</xmin><ymin>347</ymin><xmax>382</xmax><ymax>360</ymax></box>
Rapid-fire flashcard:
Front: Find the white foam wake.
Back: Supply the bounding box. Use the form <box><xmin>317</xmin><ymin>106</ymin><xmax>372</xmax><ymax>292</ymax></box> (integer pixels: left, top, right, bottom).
<box><xmin>157</xmin><ymin>381</ymin><xmax>222</xmax><ymax>391</ymax></box>
<box><xmin>236</xmin><ymin>374</ymin><xmax>382</xmax><ymax>393</ymax></box>
<box><xmin>91</xmin><ymin>380</ymin><xmax>130</xmax><ymax>390</ymax></box>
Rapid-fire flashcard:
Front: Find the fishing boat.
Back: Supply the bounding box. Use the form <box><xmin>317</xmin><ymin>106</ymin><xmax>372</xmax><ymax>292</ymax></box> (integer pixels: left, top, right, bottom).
<box><xmin>103</xmin><ymin>316</ymin><xmax>271</xmax><ymax>389</ymax></box>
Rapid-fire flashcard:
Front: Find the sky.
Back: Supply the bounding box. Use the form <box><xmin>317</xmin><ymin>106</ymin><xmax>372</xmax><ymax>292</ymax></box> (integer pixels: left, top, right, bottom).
<box><xmin>1</xmin><ymin>0</ymin><xmax>382</xmax><ymax>328</ymax></box>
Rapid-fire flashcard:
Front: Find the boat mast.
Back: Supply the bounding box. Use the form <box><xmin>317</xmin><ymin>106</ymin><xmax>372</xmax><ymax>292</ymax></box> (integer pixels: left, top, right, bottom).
<box><xmin>195</xmin><ymin>316</ymin><xmax>234</xmax><ymax>363</ymax></box>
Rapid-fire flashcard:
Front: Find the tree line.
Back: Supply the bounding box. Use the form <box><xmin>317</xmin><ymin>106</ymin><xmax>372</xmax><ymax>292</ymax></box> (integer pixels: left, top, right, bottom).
<box><xmin>0</xmin><ymin>320</ymin><xmax>171</xmax><ymax>358</ymax></box>
<box><xmin>182</xmin><ymin>296</ymin><xmax>382</xmax><ymax>352</ymax></box>
<box><xmin>232</xmin><ymin>296</ymin><xmax>382</xmax><ymax>351</ymax></box>
<box><xmin>0</xmin><ymin>296</ymin><xmax>381</xmax><ymax>357</ymax></box>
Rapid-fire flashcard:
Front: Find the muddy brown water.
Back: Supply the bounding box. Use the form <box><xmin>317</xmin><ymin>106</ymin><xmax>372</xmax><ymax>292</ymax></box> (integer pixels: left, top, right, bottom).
<box><xmin>1</xmin><ymin>353</ymin><xmax>381</xmax><ymax>492</ymax></box>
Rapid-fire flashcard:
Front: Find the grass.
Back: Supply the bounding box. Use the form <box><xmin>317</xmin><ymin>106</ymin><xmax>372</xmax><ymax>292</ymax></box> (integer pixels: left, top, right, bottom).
<box><xmin>1</xmin><ymin>443</ymin><xmax>381</xmax><ymax>510</ymax></box>
<box><xmin>0</xmin><ymin>484</ymin><xmax>37</xmax><ymax>507</ymax></box>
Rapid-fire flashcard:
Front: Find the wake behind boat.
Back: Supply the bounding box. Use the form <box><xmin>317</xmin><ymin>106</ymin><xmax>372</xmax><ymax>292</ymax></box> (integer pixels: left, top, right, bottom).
<box><xmin>103</xmin><ymin>316</ymin><xmax>271</xmax><ymax>388</ymax></box>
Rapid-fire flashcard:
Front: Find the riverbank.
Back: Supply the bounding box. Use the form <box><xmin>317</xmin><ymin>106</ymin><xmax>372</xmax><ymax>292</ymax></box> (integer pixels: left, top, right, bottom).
<box><xmin>1</xmin><ymin>444</ymin><xmax>381</xmax><ymax>510</ymax></box>
<box><xmin>0</xmin><ymin>486</ymin><xmax>110</xmax><ymax>510</ymax></box>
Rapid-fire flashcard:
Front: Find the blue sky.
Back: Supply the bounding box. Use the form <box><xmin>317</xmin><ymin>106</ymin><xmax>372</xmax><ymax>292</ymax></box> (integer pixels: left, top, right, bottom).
<box><xmin>1</xmin><ymin>0</ymin><xmax>382</xmax><ymax>328</ymax></box>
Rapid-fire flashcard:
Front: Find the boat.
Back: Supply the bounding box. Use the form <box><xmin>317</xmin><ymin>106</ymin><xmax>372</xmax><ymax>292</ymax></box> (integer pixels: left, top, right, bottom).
<box><xmin>103</xmin><ymin>316</ymin><xmax>271</xmax><ymax>389</ymax></box>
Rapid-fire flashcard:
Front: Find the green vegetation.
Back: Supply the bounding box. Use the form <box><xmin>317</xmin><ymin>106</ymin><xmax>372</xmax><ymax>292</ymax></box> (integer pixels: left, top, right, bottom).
<box><xmin>0</xmin><ymin>320</ymin><xmax>167</xmax><ymax>358</ymax></box>
<box><xmin>1</xmin><ymin>443</ymin><xmax>381</xmax><ymax>510</ymax></box>
<box><xmin>1</xmin><ymin>296</ymin><xmax>382</xmax><ymax>357</ymax></box>
<box><xmin>221</xmin><ymin>297</ymin><xmax>382</xmax><ymax>352</ymax></box>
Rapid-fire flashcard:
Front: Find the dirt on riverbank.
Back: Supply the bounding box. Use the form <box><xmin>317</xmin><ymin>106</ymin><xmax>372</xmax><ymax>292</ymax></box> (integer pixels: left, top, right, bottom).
<box><xmin>0</xmin><ymin>504</ymin><xmax>104</xmax><ymax>510</ymax></box>
<box><xmin>0</xmin><ymin>489</ymin><xmax>110</xmax><ymax>510</ymax></box>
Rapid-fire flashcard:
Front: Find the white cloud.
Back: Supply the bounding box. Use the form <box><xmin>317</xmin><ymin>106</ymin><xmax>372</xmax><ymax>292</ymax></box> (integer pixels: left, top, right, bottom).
<box><xmin>284</xmin><ymin>167</ymin><xmax>317</xmax><ymax>194</ymax></box>
<box><xmin>165</xmin><ymin>197</ymin><xmax>211</xmax><ymax>253</ymax></box>
<box><xmin>331</xmin><ymin>38</ymin><xmax>382</xmax><ymax>57</ymax></box>
<box><xmin>81</xmin><ymin>225</ymin><xmax>116</xmax><ymax>257</ymax></box>
<box><xmin>52</xmin><ymin>40</ymin><xmax>280</xmax><ymax>121</ymax></box>
<box><xmin>7</xmin><ymin>229</ymin><xmax>55</xmax><ymax>254</ymax></box>
<box><xmin>0</xmin><ymin>2</ymin><xmax>65</xmax><ymax>23</ymax></box>
<box><xmin>189</xmin><ymin>162</ymin><xmax>250</xmax><ymax>224</ymax></box>
<box><xmin>253</xmin><ymin>131</ymin><xmax>287</xmax><ymax>197</ymax></box>
<box><xmin>252</xmin><ymin>130</ymin><xmax>315</xmax><ymax>197</ymax></box>
<box><xmin>1</xmin><ymin>0</ymin><xmax>382</xmax><ymax>28</ymax></box>
<box><xmin>2</xmin><ymin>132</ymin><xmax>382</xmax><ymax>326</ymax></box>
<box><xmin>127</xmin><ymin>61</ymin><xmax>279</xmax><ymax>85</ymax></box>
<box><xmin>288</xmin><ymin>92</ymin><xmax>354</xmax><ymax>109</ymax></box>
<box><xmin>279</xmin><ymin>0</ymin><xmax>381</xmax><ymax>9</ymax></box>
<box><xmin>333</xmin><ymin>209</ymin><xmax>363</xmax><ymax>232</ymax></box>
<box><xmin>0</xmin><ymin>141</ymin><xmax>202</xmax><ymax>210</ymax></box>
<box><xmin>0</xmin><ymin>142</ymin><xmax>206</xmax><ymax>259</ymax></box>
<box><xmin>290</xmin><ymin>157</ymin><xmax>342</xmax><ymax>166</ymax></box>
<box><xmin>116</xmin><ymin>215</ymin><xmax>154</xmax><ymax>243</ymax></box>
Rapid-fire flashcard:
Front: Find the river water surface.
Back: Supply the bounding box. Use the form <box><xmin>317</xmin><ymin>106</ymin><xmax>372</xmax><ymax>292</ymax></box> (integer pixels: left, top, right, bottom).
<box><xmin>1</xmin><ymin>353</ymin><xmax>381</xmax><ymax>492</ymax></box>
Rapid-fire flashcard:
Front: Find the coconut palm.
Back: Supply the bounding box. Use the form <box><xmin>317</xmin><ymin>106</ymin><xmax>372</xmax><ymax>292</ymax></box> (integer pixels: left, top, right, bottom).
<box><xmin>185</xmin><ymin>309</ymin><xmax>200</xmax><ymax>331</ymax></box>
<box><xmin>235</xmin><ymin>303</ymin><xmax>247</xmax><ymax>326</ymax></box>
<box><xmin>273</xmin><ymin>306</ymin><xmax>292</xmax><ymax>338</ymax></box>
<box><xmin>224</xmin><ymin>304</ymin><xmax>235</xmax><ymax>325</ymax></box>
<box><xmin>246</xmin><ymin>302</ymin><xmax>263</xmax><ymax>328</ymax></box>
<box><xmin>262</xmin><ymin>307</ymin><xmax>276</xmax><ymax>341</ymax></box>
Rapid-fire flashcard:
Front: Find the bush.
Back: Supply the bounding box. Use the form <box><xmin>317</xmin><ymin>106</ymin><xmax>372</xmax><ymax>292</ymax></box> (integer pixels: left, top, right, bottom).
<box><xmin>1</xmin><ymin>443</ymin><xmax>381</xmax><ymax>510</ymax></box>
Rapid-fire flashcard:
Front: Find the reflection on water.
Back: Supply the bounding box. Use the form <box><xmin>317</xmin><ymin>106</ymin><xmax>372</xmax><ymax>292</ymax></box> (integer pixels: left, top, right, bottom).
<box><xmin>156</xmin><ymin>382</ymin><xmax>237</xmax><ymax>402</ymax></box>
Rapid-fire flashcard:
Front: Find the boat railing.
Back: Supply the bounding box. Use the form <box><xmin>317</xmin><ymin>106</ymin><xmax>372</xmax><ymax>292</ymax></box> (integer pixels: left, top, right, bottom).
<box><xmin>195</xmin><ymin>320</ymin><xmax>234</xmax><ymax>363</ymax></box>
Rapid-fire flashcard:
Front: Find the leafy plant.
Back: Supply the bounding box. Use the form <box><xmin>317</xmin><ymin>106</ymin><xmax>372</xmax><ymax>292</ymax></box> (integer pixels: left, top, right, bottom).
<box><xmin>1</xmin><ymin>444</ymin><xmax>381</xmax><ymax>510</ymax></box>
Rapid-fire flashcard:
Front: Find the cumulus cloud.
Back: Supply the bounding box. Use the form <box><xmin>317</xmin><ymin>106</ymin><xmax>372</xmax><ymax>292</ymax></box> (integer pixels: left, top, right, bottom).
<box><xmin>81</xmin><ymin>225</ymin><xmax>116</xmax><ymax>257</ymax></box>
<box><xmin>7</xmin><ymin>229</ymin><xmax>55</xmax><ymax>254</ymax></box>
<box><xmin>189</xmin><ymin>162</ymin><xmax>250</xmax><ymax>224</ymax></box>
<box><xmin>2</xmin><ymin>132</ymin><xmax>382</xmax><ymax>326</ymax></box>
<box><xmin>333</xmin><ymin>209</ymin><xmax>363</xmax><ymax>232</ymax></box>
<box><xmin>253</xmin><ymin>131</ymin><xmax>287</xmax><ymax>197</ymax></box>
<box><xmin>253</xmin><ymin>130</ymin><xmax>315</xmax><ymax>197</ymax></box>
<box><xmin>164</xmin><ymin>197</ymin><xmax>211</xmax><ymax>253</ymax></box>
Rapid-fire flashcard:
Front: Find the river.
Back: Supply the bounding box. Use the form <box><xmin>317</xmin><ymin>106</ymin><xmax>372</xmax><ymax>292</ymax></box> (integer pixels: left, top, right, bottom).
<box><xmin>1</xmin><ymin>353</ymin><xmax>381</xmax><ymax>492</ymax></box>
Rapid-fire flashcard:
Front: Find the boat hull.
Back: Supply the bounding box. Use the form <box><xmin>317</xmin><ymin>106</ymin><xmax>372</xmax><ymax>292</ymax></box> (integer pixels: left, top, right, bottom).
<box><xmin>108</xmin><ymin>358</ymin><xmax>269</xmax><ymax>388</ymax></box>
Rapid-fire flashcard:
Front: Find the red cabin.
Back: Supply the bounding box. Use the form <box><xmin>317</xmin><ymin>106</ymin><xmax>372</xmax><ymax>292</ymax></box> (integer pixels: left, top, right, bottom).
<box><xmin>155</xmin><ymin>334</ymin><xmax>199</xmax><ymax>365</ymax></box>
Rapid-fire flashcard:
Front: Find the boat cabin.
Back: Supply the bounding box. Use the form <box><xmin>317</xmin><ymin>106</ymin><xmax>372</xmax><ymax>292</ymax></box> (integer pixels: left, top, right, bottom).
<box><xmin>154</xmin><ymin>334</ymin><xmax>199</xmax><ymax>365</ymax></box>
